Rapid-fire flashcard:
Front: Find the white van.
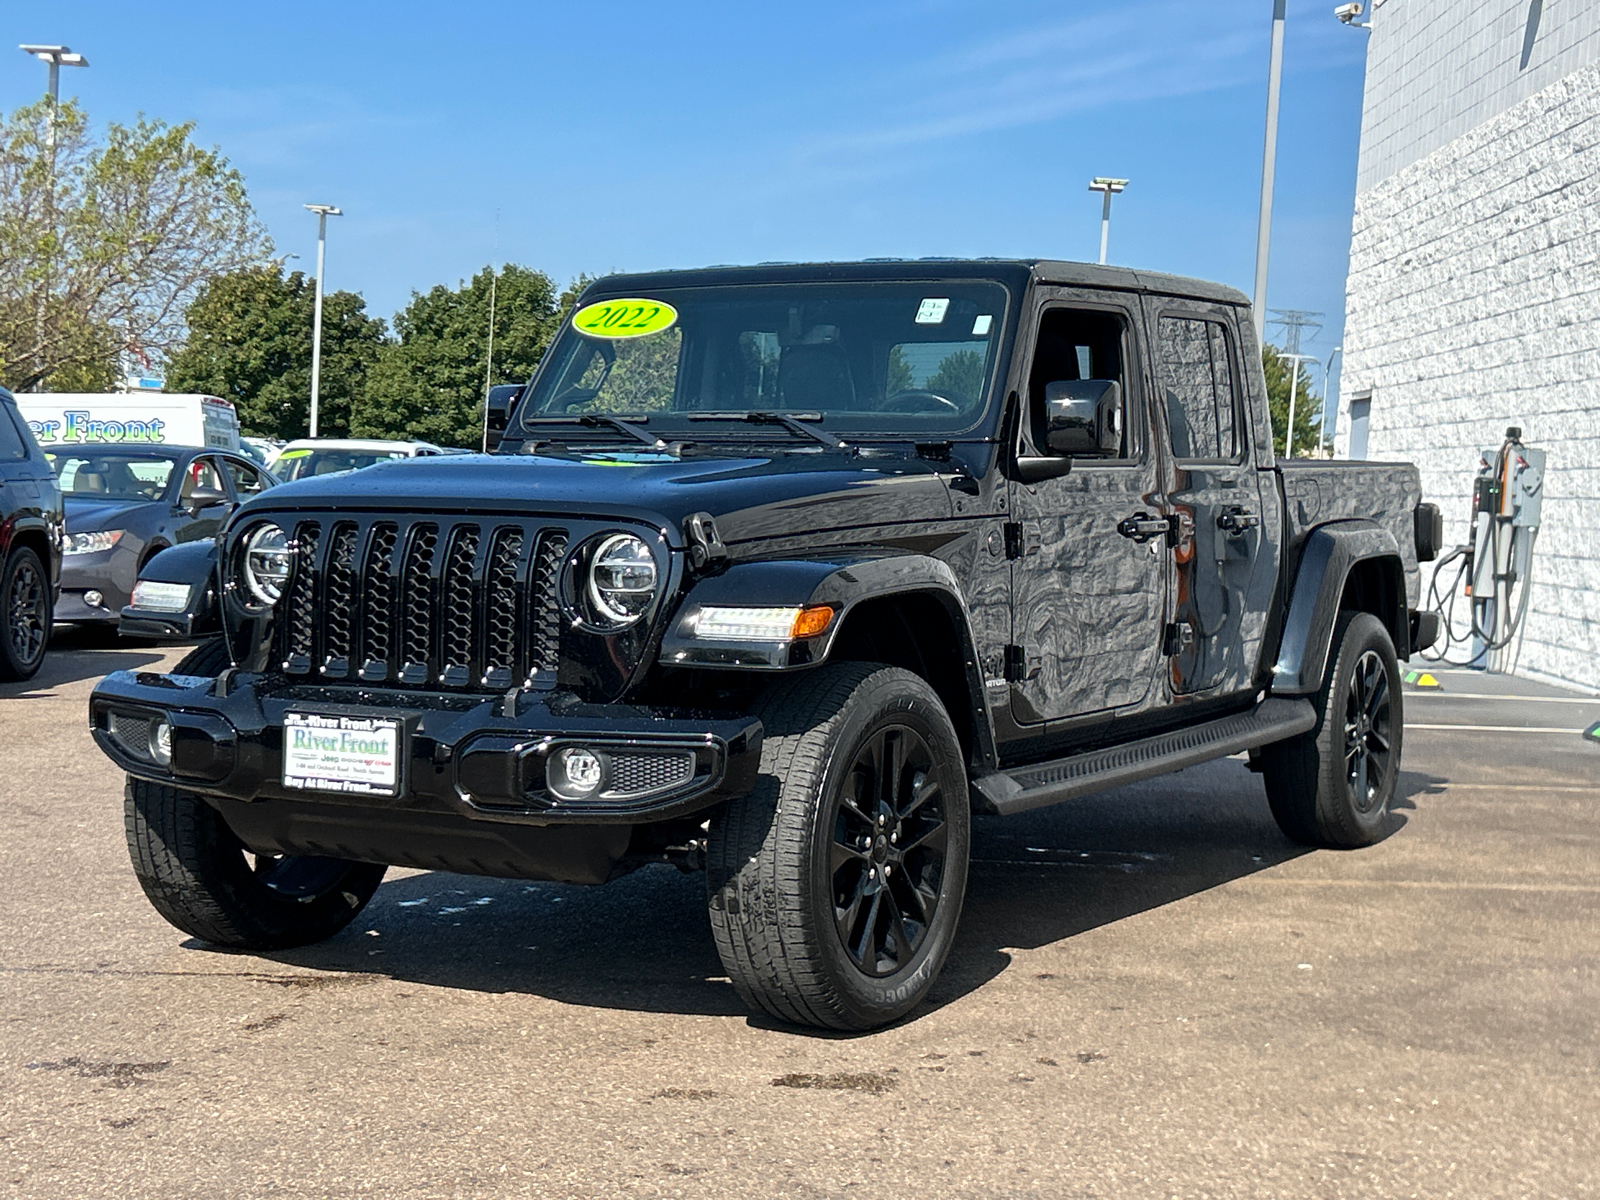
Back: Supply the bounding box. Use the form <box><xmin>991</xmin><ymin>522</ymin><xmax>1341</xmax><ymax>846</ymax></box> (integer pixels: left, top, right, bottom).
<box><xmin>16</xmin><ymin>393</ymin><xmax>242</xmax><ymax>452</ymax></box>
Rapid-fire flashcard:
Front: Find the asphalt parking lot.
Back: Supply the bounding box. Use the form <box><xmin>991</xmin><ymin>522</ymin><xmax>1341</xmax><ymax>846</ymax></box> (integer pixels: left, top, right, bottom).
<box><xmin>2</xmin><ymin>634</ymin><xmax>1596</xmax><ymax>1199</ymax></box>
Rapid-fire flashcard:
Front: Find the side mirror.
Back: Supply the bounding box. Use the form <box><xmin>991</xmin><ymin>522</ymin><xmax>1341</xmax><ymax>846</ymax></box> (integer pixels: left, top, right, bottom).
<box><xmin>484</xmin><ymin>384</ymin><xmax>525</xmax><ymax>452</ymax></box>
<box><xmin>1042</xmin><ymin>379</ymin><xmax>1123</xmax><ymax>457</ymax></box>
<box><xmin>185</xmin><ymin>486</ymin><xmax>229</xmax><ymax>515</ymax></box>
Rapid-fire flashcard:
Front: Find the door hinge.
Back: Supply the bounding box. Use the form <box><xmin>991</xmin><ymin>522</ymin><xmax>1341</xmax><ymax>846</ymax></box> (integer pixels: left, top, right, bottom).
<box><xmin>1003</xmin><ymin>521</ymin><xmax>1039</xmax><ymax>560</ymax></box>
<box><xmin>1004</xmin><ymin>644</ymin><xmax>1041</xmax><ymax>682</ymax></box>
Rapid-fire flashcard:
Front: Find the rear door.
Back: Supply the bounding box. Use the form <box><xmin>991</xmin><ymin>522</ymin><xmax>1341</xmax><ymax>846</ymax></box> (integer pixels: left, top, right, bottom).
<box><xmin>1007</xmin><ymin>290</ymin><xmax>1169</xmax><ymax>728</ymax></box>
<box><xmin>1145</xmin><ymin>299</ymin><xmax>1277</xmax><ymax>698</ymax></box>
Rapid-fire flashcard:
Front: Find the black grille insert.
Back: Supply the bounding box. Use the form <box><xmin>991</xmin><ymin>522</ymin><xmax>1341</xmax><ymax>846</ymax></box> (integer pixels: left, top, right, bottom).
<box><xmin>276</xmin><ymin>515</ymin><xmax>574</xmax><ymax>692</ymax></box>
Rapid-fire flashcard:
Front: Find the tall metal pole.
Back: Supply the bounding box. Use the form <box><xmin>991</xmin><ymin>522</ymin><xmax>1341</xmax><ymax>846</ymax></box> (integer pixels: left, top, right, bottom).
<box><xmin>1088</xmin><ymin>178</ymin><xmax>1128</xmax><ymax>266</ymax></box>
<box><xmin>481</xmin><ymin>269</ymin><xmax>498</xmax><ymax>452</ymax></box>
<box><xmin>1098</xmin><ymin>190</ymin><xmax>1113</xmax><ymax>265</ymax></box>
<box><xmin>303</xmin><ymin>204</ymin><xmax>341</xmax><ymax>438</ymax></box>
<box><xmin>1253</xmin><ymin>0</ymin><xmax>1288</xmax><ymax>343</ymax></box>
<box><xmin>310</xmin><ymin>212</ymin><xmax>327</xmax><ymax>438</ymax></box>
<box><xmin>1322</xmin><ymin>345</ymin><xmax>1343</xmax><ymax>453</ymax></box>
<box><xmin>19</xmin><ymin>45</ymin><xmax>88</xmax><ymax>391</ymax></box>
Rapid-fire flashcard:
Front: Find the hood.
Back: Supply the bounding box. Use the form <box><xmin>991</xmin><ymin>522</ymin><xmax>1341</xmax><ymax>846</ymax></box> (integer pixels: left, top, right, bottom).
<box><xmin>63</xmin><ymin>495</ymin><xmax>161</xmax><ymax>532</ymax></box>
<box><xmin>237</xmin><ymin>449</ymin><xmax>957</xmax><ymax>546</ymax></box>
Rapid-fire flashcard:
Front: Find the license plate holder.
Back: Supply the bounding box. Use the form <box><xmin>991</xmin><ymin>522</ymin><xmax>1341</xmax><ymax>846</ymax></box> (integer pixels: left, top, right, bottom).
<box><xmin>281</xmin><ymin>711</ymin><xmax>403</xmax><ymax>797</ymax></box>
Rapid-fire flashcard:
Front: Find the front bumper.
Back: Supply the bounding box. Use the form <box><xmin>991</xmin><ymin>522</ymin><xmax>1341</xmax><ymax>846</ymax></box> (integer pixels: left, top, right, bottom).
<box><xmin>89</xmin><ymin>670</ymin><xmax>763</xmax><ymax>830</ymax></box>
<box><xmin>55</xmin><ymin>550</ymin><xmax>133</xmax><ymax>624</ymax></box>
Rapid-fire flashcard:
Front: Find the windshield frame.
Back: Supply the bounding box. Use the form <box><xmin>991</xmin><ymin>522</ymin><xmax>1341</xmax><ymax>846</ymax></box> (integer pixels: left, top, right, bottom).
<box><xmin>510</xmin><ymin>273</ymin><xmax>1021</xmax><ymax>446</ymax></box>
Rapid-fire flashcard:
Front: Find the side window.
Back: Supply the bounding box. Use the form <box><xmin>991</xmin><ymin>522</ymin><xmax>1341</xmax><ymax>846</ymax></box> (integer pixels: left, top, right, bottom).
<box><xmin>179</xmin><ymin>457</ymin><xmax>225</xmax><ymax>502</ymax></box>
<box><xmin>0</xmin><ymin>404</ymin><xmax>29</xmax><ymax>462</ymax></box>
<box><xmin>1158</xmin><ymin>316</ymin><xmax>1240</xmax><ymax>460</ymax></box>
<box><xmin>223</xmin><ymin>458</ymin><xmax>267</xmax><ymax>498</ymax></box>
<box><xmin>1027</xmin><ymin>307</ymin><xmax>1134</xmax><ymax>459</ymax></box>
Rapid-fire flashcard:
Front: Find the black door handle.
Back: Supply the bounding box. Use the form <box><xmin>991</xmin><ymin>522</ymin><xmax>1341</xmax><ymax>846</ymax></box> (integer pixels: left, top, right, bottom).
<box><xmin>1218</xmin><ymin>506</ymin><xmax>1260</xmax><ymax>536</ymax></box>
<box><xmin>1118</xmin><ymin>512</ymin><xmax>1176</xmax><ymax>545</ymax></box>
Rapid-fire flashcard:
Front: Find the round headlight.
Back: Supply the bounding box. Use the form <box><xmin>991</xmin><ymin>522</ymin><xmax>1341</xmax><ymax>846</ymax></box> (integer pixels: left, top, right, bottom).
<box><xmin>241</xmin><ymin>523</ymin><xmax>292</xmax><ymax>606</ymax></box>
<box><xmin>586</xmin><ymin>533</ymin><xmax>658</xmax><ymax>628</ymax></box>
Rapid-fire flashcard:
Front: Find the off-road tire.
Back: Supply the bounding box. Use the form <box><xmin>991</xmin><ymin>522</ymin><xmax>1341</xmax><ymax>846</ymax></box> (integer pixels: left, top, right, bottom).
<box><xmin>706</xmin><ymin>662</ymin><xmax>970</xmax><ymax>1030</ymax></box>
<box><xmin>1261</xmin><ymin>611</ymin><xmax>1404</xmax><ymax>849</ymax></box>
<box><xmin>124</xmin><ymin>638</ymin><xmax>387</xmax><ymax>950</ymax></box>
<box><xmin>0</xmin><ymin>545</ymin><xmax>51</xmax><ymax>681</ymax></box>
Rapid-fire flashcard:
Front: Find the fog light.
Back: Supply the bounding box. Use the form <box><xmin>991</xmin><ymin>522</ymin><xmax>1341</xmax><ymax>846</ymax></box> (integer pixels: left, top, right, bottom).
<box><xmin>548</xmin><ymin>746</ymin><xmax>604</xmax><ymax>801</ymax></box>
<box><xmin>150</xmin><ymin>719</ymin><xmax>172</xmax><ymax>767</ymax></box>
<box><xmin>84</xmin><ymin>589</ymin><xmax>104</xmax><ymax>609</ymax></box>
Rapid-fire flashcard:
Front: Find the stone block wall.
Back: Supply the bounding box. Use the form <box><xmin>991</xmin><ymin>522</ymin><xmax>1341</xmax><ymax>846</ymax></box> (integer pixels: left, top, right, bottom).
<box><xmin>1339</xmin><ymin>56</ymin><xmax>1600</xmax><ymax>692</ymax></box>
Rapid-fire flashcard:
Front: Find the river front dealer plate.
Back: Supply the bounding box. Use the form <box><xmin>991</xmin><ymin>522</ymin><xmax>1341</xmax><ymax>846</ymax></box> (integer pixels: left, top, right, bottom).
<box><xmin>282</xmin><ymin>712</ymin><xmax>402</xmax><ymax>797</ymax></box>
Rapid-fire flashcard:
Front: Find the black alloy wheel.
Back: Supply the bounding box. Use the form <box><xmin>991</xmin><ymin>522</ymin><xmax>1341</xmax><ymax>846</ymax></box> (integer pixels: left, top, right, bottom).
<box><xmin>1344</xmin><ymin>648</ymin><xmax>1394</xmax><ymax>815</ymax></box>
<box><xmin>830</xmin><ymin>726</ymin><xmax>951</xmax><ymax>977</ymax></box>
<box><xmin>1</xmin><ymin>548</ymin><xmax>50</xmax><ymax>681</ymax></box>
<box><xmin>707</xmin><ymin>661</ymin><xmax>970</xmax><ymax>1031</ymax></box>
<box><xmin>1260</xmin><ymin>610</ymin><xmax>1404</xmax><ymax>849</ymax></box>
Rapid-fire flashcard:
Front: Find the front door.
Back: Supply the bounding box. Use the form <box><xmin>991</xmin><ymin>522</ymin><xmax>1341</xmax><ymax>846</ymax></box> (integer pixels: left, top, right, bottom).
<box><xmin>1008</xmin><ymin>295</ymin><xmax>1169</xmax><ymax>727</ymax></box>
<box><xmin>1146</xmin><ymin>300</ymin><xmax>1275</xmax><ymax>697</ymax></box>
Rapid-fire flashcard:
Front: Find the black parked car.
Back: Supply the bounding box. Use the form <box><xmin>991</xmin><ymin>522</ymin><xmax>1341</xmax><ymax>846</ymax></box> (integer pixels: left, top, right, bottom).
<box><xmin>89</xmin><ymin>260</ymin><xmax>1442</xmax><ymax>1030</ymax></box>
<box><xmin>45</xmin><ymin>444</ymin><xmax>277</xmax><ymax>627</ymax></box>
<box><xmin>0</xmin><ymin>387</ymin><xmax>61</xmax><ymax>680</ymax></box>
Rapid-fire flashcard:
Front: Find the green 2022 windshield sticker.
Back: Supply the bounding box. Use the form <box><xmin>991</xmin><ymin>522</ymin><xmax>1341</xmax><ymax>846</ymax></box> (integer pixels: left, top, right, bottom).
<box><xmin>572</xmin><ymin>298</ymin><xmax>678</xmax><ymax>339</ymax></box>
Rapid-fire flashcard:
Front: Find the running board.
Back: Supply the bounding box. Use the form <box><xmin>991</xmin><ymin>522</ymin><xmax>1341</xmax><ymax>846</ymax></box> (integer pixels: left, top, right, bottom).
<box><xmin>970</xmin><ymin>697</ymin><xmax>1318</xmax><ymax>817</ymax></box>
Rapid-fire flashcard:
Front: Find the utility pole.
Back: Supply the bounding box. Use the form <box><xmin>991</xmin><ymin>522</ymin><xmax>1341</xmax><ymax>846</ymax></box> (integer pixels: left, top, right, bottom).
<box><xmin>1087</xmin><ymin>178</ymin><xmax>1129</xmax><ymax>265</ymax></box>
<box><xmin>481</xmin><ymin>268</ymin><xmax>498</xmax><ymax>453</ymax></box>
<box><xmin>19</xmin><ymin>44</ymin><xmax>89</xmax><ymax>392</ymax></box>
<box><xmin>1252</xmin><ymin>0</ymin><xmax>1288</xmax><ymax>343</ymax></box>
<box><xmin>303</xmin><ymin>204</ymin><xmax>342</xmax><ymax>438</ymax></box>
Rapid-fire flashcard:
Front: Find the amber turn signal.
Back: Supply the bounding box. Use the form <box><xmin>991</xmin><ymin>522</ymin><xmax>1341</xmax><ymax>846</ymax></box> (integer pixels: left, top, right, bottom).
<box><xmin>790</xmin><ymin>606</ymin><xmax>835</xmax><ymax>638</ymax></box>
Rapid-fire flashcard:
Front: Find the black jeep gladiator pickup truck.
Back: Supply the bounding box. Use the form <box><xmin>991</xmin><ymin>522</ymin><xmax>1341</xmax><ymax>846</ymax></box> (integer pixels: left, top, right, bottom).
<box><xmin>93</xmin><ymin>259</ymin><xmax>1442</xmax><ymax>1030</ymax></box>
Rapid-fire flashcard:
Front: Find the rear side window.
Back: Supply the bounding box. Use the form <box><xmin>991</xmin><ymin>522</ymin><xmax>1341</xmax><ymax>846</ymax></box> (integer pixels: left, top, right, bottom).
<box><xmin>1158</xmin><ymin>317</ymin><xmax>1239</xmax><ymax>460</ymax></box>
<box><xmin>223</xmin><ymin>458</ymin><xmax>268</xmax><ymax>497</ymax></box>
<box><xmin>0</xmin><ymin>403</ymin><xmax>29</xmax><ymax>461</ymax></box>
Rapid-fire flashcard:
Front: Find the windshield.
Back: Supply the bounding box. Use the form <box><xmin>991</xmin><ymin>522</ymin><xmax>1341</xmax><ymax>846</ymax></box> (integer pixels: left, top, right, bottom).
<box><xmin>47</xmin><ymin>450</ymin><xmax>177</xmax><ymax>500</ymax></box>
<box><xmin>514</xmin><ymin>280</ymin><xmax>1010</xmax><ymax>440</ymax></box>
<box><xmin>274</xmin><ymin>449</ymin><xmax>406</xmax><ymax>481</ymax></box>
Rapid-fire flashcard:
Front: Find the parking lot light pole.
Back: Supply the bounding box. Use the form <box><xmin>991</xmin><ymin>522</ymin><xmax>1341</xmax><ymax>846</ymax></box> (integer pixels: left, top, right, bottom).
<box><xmin>18</xmin><ymin>44</ymin><xmax>89</xmax><ymax>104</ymax></box>
<box><xmin>1252</xmin><ymin>0</ymin><xmax>1288</xmax><ymax>343</ymax></box>
<box><xmin>19</xmin><ymin>46</ymin><xmax>89</xmax><ymax>392</ymax></box>
<box><xmin>1088</xmin><ymin>178</ymin><xmax>1129</xmax><ymax>265</ymax></box>
<box><xmin>303</xmin><ymin>204</ymin><xmax>342</xmax><ymax>438</ymax></box>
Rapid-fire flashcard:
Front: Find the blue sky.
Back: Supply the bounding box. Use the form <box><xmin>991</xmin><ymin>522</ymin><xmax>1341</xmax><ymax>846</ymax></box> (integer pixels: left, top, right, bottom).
<box><xmin>7</xmin><ymin>0</ymin><xmax>1367</xmax><ymax>396</ymax></box>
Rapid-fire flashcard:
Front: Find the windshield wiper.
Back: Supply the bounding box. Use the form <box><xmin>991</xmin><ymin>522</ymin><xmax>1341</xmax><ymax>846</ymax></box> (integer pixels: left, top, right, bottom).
<box><xmin>521</xmin><ymin>414</ymin><xmax>665</xmax><ymax>450</ymax></box>
<box><xmin>688</xmin><ymin>411</ymin><xmax>849</xmax><ymax>452</ymax></box>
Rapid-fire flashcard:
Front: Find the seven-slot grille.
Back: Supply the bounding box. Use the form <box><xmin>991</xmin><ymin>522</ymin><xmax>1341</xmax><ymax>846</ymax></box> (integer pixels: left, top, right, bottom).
<box><xmin>276</xmin><ymin>516</ymin><xmax>570</xmax><ymax>690</ymax></box>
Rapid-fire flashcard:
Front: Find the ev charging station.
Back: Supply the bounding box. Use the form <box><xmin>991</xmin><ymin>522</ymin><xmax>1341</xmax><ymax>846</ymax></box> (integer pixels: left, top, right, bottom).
<box><xmin>1423</xmin><ymin>428</ymin><xmax>1546</xmax><ymax>674</ymax></box>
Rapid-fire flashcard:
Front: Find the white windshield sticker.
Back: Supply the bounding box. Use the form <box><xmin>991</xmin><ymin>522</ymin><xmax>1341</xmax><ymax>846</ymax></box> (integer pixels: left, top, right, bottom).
<box><xmin>972</xmin><ymin>314</ymin><xmax>993</xmax><ymax>336</ymax></box>
<box><xmin>915</xmin><ymin>298</ymin><xmax>950</xmax><ymax>325</ymax></box>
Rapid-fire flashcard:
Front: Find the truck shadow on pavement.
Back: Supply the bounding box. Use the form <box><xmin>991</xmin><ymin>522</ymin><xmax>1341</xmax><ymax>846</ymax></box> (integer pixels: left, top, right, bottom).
<box><xmin>253</xmin><ymin>758</ymin><xmax>1446</xmax><ymax>1030</ymax></box>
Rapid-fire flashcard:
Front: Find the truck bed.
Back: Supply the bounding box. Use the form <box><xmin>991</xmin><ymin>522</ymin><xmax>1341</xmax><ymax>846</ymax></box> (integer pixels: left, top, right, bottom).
<box><xmin>1278</xmin><ymin>459</ymin><xmax>1424</xmax><ymax>609</ymax></box>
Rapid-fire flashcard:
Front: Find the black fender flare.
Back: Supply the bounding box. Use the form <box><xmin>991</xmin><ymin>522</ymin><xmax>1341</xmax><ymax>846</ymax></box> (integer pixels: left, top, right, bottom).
<box><xmin>117</xmin><ymin>539</ymin><xmax>222</xmax><ymax>640</ymax></box>
<box><xmin>1271</xmin><ymin>521</ymin><xmax>1407</xmax><ymax>695</ymax></box>
<box><xmin>659</xmin><ymin>551</ymin><xmax>997</xmax><ymax>764</ymax></box>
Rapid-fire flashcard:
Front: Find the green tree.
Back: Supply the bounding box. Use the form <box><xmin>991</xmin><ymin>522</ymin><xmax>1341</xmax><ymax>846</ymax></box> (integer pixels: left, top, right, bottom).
<box><xmin>927</xmin><ymin>348</ymin><xmax>985</xmax><ymax>403</ymax></box>
<box><xmin>165</xmin><ymin>266</ymin><xmax>387</xmax><ymax>439</ymax></box>
<box><xmin>360</xmin><ymin>265</ymin><xmax>568</xmax><ymax>448</ymax></box>
<box><xmin>0</xmin><ymin>98</ymin><xmax>273</xmax><ymax>392</ymax></box>
<box><xmin>1262</xmin><ymin>344</ymin><xmax>1323</xmax><ymax>458</ymax></box>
